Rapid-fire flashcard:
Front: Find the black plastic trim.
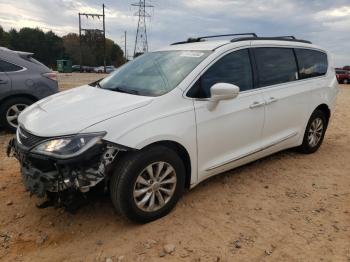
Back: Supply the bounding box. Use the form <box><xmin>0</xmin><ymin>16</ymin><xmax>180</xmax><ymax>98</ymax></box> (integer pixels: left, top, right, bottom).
<box><xmin>248</xmin><ymin>48</ymin><xmax>258</xmax><ymax>90</ymax></box>
<box><xmin>292</xmin><ymin>48</ymin><xmax>301</xmax><ymax>80</ymax></box>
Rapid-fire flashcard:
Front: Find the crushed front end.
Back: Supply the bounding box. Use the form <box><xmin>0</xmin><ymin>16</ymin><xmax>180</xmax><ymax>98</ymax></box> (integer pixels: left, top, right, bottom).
<box><xmin>7</xmin><ymin>126</ymin><xmax>124</xmax><ymax>207</ymax></box>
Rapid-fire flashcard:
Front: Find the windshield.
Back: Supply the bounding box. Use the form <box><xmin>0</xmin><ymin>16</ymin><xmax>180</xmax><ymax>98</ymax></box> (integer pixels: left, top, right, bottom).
<box><xmin>98</xmin><ymin>50</ymin><xmax>211</xmax><ymax>96</ymax></box>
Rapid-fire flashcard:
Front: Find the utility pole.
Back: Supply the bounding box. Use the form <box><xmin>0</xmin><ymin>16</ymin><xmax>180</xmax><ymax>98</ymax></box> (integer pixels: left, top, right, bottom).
<box><xmin>102</xmin><ymin>4</ymin><xmax>106</xmax><ymax>73</ymax></box>
<box><xmin>78</xmin><ymin>13</ymin><xmax>82</xmax><ymax>72</ymax></box>
<box><xmin>131</xmin><ymin>0</ymin><xmax>153</xmax><ymax>58</ymax></box>
<box><xmin>124</xmin><ymin>31</ymin><xmax>127</xmax><ymax>60</ymax></box>
<box><xmin>78</xmin><ymin>4</ymin><xmax>106</xmax><ymax>72</ymax></box>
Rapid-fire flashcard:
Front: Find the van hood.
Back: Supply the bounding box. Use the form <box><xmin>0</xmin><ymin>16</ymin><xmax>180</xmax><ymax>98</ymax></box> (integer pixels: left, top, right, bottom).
<box><xmin>19</xmin><ymin>85</ymin><xmax>153</xmax><ymax>137</ymax></box>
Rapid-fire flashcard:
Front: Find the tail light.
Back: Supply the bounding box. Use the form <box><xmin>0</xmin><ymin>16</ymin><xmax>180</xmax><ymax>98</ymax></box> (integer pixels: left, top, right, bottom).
<box><xmin>42</xmin><ymin>72</ymin><xmax>57</xmax><ymax>81</ymax></box>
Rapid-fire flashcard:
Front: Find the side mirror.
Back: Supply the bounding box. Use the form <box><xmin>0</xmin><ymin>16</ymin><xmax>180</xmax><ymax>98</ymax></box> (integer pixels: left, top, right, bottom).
<box><xmin>210</xmin><ymin>83</ymin><xmax>240</xmax><ymax>102</ymax></box>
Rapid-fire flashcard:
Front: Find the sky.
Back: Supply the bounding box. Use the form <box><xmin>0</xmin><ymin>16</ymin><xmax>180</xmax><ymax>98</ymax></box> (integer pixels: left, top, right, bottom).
<box><xmin>0</xmin><ymin>0</ymin><xmax>349</xmax><ymax>66</ymax></box>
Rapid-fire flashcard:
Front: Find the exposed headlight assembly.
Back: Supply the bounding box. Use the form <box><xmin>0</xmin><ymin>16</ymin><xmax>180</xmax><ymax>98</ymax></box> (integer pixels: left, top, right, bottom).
<box><xmin>31</xmin><ymin>132</ymin><xmax>106</xmax><ymax>159</ymax></box>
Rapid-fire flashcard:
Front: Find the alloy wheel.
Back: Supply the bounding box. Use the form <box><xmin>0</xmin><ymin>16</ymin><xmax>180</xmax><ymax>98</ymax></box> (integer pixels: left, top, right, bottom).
<box><xmin>6</xmin><ymin>104</ymin><xmax>28</xmax><ymax>128</ymax></box>
<box><xmin>133</xmin><ymin>161</ymin><xmax>177</xmax><ymax>212</ymax></box>
<box><xmin>308</xmin><ymin>117</ymin><xmax>324</xmax><ymax>147</ymax></box>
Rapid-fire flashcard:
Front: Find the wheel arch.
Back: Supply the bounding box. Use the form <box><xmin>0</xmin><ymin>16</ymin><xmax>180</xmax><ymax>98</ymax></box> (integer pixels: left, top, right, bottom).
<box><xmin>141</xmin><ymin>140</ymin><xmax>192</xmax><ymax>189</ymax></box>
<box><xmin>0</xmin><ymin>93</ymin><xmax>38</xmax><ymax>106</ymax></box>
<box><xmin>314</xmin><ymin>103</ymin><xmax>331</xmax><ymax>125</ymax></box>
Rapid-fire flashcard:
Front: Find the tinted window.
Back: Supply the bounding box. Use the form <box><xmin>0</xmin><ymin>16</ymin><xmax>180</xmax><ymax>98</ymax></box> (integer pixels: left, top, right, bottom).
<box><xmin>254</xmin><ymin>48</ymin><xmax>298</xmax><ymax>87</ymax></box>
<box><xmin>187</xmin><ymin>49</ymin><xmax>253</xmax><ymax>98</ymax></box>
<box><xmin>295</xmin><ymin>49</ymin><xmax>328</xmax><ymax>79</ymax></box>
<box><xmin>0</xmin><ymin>60</ymin><xmax>22</xmax><ymax>72</ymax></box>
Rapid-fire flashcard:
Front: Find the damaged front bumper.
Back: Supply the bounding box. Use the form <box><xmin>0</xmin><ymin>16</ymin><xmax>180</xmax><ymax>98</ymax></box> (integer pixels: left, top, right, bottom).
<box><xmin>7</xmin><ymin>137</ymin><xmax>121</xmax><ymax>198</ymax></box>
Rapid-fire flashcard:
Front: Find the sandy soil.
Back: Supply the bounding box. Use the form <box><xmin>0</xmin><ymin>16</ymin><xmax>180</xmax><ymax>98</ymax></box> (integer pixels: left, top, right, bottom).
<box><xmin>0</xmin><ymin>77</ymin><xmax>349</xmax><ymax>261</ymax></box>
<box><xmin>57</xmin><ymin>72</ymin><xmax>108</xmax><ymax>91</ymax></box>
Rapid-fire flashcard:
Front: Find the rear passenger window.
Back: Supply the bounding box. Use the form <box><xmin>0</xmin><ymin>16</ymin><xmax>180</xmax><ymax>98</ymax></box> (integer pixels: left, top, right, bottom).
<box><xmin>254</xmin><ymin>48</ymin><xmax>298</xmax><ymax>87</ymax></box>
<box><xmin>295</xmin><ymin>49</ymin><xmax>328</xmax><ymax>79</ymax></box>
<box><xmin>187</xmin><ymin>49</ymin><xmax>253</xmax><ymax>98</ymax></box>
<box><xmin>0</xmin><ymin>60</ymin><xmax>23</xmax><ymax>72</ymax></box>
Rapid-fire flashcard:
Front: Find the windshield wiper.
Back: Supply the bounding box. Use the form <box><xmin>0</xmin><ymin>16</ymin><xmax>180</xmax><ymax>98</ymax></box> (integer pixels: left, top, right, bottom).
<box><xmin>89</xmin><ymin>78</ymin><xmax>104</xmax><ymax>87</ymax></box>
<box><xmin>114</xmin><ymin>86</ymin><xmax>140</xmax><ymax>95</ymax></box>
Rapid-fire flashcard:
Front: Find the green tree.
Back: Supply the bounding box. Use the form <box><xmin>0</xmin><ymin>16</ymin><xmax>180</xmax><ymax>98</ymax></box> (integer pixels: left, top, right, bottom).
<box><xmin>63</xmin><ymin>32</ymin><xmax>126</xmax><ymax>67</ymax></box>
<box><xmin>44</xmin><ymin>31</ymin><xmax>64</xmax><ymax>67</ymax></box>
<box><xmin>0</xmin><ymin>26</ymin><xmax>11</xmax><ymax>47</ymax></box>
<box><xmin>4</xmin><ymin>27</ymin><xmax>64</xmax><ymax>68</ymax></box>
<box><xmin>1</xmin><ymin>27</ymin><xmax>125</xmax><ymax>68</ymax></box>
<box><xmin>62</xmin><ymin>33</ymin><xmax>80</xmax><ymax>64</ymax></box>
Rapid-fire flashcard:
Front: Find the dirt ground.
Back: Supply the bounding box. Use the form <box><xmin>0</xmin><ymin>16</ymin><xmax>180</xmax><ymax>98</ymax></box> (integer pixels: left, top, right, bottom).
<box><xmin>0</xmin><ymin>75</ymin><xmax>349</xmax><ymax>261</ymax></box>
<box><xmin>57</xmin><ymin>72</ymin><xmax>108</xmax><ymax>91</ymax></box>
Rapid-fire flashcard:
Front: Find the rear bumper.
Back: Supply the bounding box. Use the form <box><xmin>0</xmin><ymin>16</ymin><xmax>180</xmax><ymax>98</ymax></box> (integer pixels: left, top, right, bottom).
<box><xmin>7</xmin><ymin>138</ymin><xmax>119</xmax><ymax>197</ymax></box>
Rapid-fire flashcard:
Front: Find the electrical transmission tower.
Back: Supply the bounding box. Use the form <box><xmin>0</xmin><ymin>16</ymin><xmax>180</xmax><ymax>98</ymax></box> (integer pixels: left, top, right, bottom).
<box><xmin>131</xmin><ymin>0</ymin><xmax>153</xmax><ymax>57</ymax></box>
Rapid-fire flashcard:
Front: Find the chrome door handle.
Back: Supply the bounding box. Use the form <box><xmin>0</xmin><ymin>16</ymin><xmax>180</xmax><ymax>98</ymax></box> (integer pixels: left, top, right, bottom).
<box><xmin>266</xmin><ymin>97</ymin><xmax>278</xmax><ymax>105</ymax></box>
<box><xmin>249</xmin><ymin>101</ymin><xmax>265</xmax><ymax>109</ymax></box>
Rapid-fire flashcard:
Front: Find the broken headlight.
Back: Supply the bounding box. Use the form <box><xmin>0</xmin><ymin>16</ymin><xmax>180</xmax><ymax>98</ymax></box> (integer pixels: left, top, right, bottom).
<box><xmin>31</xmin><ymin>132</ymin><xmax>106</xmax><ymax>159</ymax></box>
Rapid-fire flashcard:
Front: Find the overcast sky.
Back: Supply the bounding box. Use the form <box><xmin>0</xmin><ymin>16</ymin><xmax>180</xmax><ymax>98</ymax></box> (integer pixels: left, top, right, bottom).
<box><xmin>0</xmin><ymin>0</ymin><xmax>349</xmax><ymax>66</ymax></box>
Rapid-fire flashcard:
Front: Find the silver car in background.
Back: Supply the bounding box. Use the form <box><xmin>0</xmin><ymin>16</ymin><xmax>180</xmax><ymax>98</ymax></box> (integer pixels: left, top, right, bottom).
<box><xmin>0</xmin><ymin>47</ymin><xmax>58</xmax><ymax>132</ymax></box>
<box><xmin>93</xmin><ymin>65</ymin><xmax>116</xmax><ymax>73</ymax></box>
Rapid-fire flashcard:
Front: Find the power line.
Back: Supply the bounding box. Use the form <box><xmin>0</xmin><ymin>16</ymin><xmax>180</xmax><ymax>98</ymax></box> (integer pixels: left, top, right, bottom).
<box><xmin>131</xmin><ymin>0</ymin><xmax>153</xmax><ymax>58</ymax></box>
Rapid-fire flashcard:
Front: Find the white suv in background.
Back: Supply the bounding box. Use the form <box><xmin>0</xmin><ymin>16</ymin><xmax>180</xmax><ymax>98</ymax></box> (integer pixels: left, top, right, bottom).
<box><xmin>8</xmin><ymin>33</ymin><xmax>338</xmax><ymax>223</ymax></box>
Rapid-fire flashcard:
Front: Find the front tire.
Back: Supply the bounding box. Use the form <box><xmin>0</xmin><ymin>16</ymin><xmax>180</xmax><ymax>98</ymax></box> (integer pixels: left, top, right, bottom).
<box><xmin>343</xmin><ymin>79</ymin><xmax>349</xmax><ymax>84</ymax></box>
<box><xmin>298</xmin><ymin>110</ymin><xmax>328</xmax><ymax>154</ymax></box>
<box><xmin>109</xmin><ymin>145</ymin><xmax>186</xmax><ymax>223</ymax></box>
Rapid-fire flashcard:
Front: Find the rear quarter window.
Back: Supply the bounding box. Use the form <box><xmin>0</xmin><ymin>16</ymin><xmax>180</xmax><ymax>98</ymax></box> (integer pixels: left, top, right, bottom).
<box><xmin>0</xmin><ymin>60</ymin><xmax>23</xmax><ymax>72</ymax></box>
<box><xmin>295</xmin><ymin>49</ymin><xmax>328</xmax><ymax>79</ymax></box>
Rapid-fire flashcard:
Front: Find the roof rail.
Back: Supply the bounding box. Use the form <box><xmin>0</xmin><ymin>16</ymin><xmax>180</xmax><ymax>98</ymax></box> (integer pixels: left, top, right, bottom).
<box><xmin>230</xmin><ymin>36</ymin><xmax>312</xmax><ymax>44</ymax></box>
<box><xmin>171</xmin><ymin>33</ymin><xmax>257</xmax><ymax>45</ymax></box>
<box><xmin>171</xmin><ymin>34</ymin><xmax>312</xmax><ymax>45</ymax></box>
<box><xmin>274</xmin><ymin>36</ymin><xmax>296</xmax><ymax>40</ymax></box>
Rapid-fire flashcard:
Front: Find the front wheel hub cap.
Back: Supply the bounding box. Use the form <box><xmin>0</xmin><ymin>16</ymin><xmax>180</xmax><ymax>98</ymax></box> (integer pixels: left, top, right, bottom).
<box><xmin>133</xmin><ymin>161</ymin><xmax>177</xmax><ymax>212</ymax></box>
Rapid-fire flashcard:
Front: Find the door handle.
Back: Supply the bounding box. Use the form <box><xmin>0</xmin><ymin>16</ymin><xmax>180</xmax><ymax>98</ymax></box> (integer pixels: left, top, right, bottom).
<box><xmin>266</xmin><ymin>97</ymin><xmax>278</xmax><ymax>105</ymax></box>
<box><xmin>0</xmin><ymin>79</ymin><xmax>8</xmax><ymax>84</ymax></box>
<box><xmin>249</xmin><ymin>101</ymin><xmax>266</xmax><ymax>109</ymax></box>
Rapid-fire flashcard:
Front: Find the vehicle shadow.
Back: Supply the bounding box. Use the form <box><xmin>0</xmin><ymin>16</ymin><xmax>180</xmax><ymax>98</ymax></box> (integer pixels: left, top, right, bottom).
<box><xmin>55</xmin><ymin>148</ymin><xmax>300</xmax><ymax>222</ymax></box>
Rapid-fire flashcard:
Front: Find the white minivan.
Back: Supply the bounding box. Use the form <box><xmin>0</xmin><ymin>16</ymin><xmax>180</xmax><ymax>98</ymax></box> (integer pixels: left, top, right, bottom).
<box><xmin>8</xmin><ymin>34</ymin><xmax>338</xmax><ymax>222</ymax></box>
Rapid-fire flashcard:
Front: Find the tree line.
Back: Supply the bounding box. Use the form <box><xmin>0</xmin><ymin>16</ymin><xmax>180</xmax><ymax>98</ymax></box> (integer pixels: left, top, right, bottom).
<box><xmin>0</xmin><ymin>26</ymin><xmax>126</xmax><ymax>68</ymax></box>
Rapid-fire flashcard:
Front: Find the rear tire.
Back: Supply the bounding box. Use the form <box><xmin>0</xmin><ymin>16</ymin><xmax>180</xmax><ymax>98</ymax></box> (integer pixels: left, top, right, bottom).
<box><xmin>298</xmin><ymin>110</ymin><xmax>327</xmax><ymax>154</ymax></box>
<box><xmin>343</xmin><ymin>79</ymin><xmax>349</xmax><ymax>84</ymax></box>
<box><xmin>109</xmin><ymin>145</ymin><xmax>186</xmax><ymax>223</ymax></box>
<box><xmin>0</xmin><ymin>97</ymin><xmax>33</xmax><ymax>132</ymax></box>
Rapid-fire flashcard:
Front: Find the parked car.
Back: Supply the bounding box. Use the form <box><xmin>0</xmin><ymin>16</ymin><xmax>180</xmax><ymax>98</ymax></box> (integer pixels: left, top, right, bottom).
<box><xmin>80</xmin><ymin>66</ymin><xmax>94</xmax><ymax>73</ymax></box>
<box><xmin>7</xmin><ymin>34</ymin><xmax>338</xmax><ymax>223</ymax></box>
<box><xmin>335</xmin><ymin>69</ymin><xmax>350</xmax><ymax>84</ymax></box>
<box><xmin>72</xmin><ymin>65</ymin><xmax>81</xmax><ymax>72</ymax></box>
<box><xmin>0</xmin><ymin>47</ymin><xmax>58</xmax><ymax>132</ymax></box>
<box><xmin>94</xmin><ymin>65</ymin><xmax>116</xmax><ymax>73</ymax></box>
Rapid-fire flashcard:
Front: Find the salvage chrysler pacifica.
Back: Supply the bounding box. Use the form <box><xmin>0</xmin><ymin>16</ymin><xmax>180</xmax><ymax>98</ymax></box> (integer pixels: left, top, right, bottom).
<box><xmin>7</xmin><ymin>34</ymin><xmax>339</xmax><ymax>223</ymax></box>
